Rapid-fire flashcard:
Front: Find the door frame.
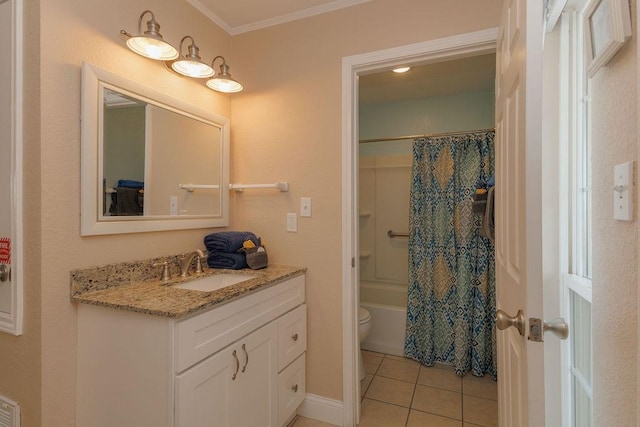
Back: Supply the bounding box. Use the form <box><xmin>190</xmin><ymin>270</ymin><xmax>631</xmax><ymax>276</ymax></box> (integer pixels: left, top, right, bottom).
<box><xmin>0</xmin><ymin>0</ymin><xmax>23</xmax><ymax>335</ymax></box>
<box><xmin>341</xmin><ymin>28</ymin><xmax>498</xmax><ymax>426</ymax></box>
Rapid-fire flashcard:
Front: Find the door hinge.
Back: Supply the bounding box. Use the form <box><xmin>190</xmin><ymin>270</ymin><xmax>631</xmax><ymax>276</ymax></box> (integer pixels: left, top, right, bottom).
<box><xmin>351</xmin><ymin>257</ymin><xmax>355</xmax><ymax>268</ymax></box>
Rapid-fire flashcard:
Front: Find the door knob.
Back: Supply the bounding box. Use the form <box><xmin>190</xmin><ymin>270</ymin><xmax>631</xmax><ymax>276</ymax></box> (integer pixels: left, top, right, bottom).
<box><xmin>544</xmin><ymin>318</ymin><xmax>569</xmax><ymax>340</ymax></box>
<box><xmin>496</xmin><ymin>309</ymin><xmax>525</xmax><ymax>336</ymax></box>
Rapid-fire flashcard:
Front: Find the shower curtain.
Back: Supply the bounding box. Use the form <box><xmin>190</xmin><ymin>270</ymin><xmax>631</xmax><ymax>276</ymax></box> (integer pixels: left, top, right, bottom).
<box><xmin>404</xmin><ymin>131</ymin><xmax>496</xmax><ymax>378</ymax></box>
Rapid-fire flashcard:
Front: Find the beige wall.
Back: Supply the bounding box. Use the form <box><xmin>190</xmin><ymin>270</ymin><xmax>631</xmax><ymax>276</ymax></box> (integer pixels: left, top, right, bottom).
<box><xmin>3</xmin><ymin>0</ymin><xmax>504</xmax><ymax>424</ymax></box>
<box><xmin>0</xmin><ymin>0</ymin><xmax>41</xmax><ymax>425</ymax></box>
<box><xmin>591</xmin><ymin>0</ymin><xmax>638</xmax><ymax>424</ymax></box>
<box><xmin>230</xmin><ymin>0</ymin><xmax>501</xmax><ymax>400</ymax></box>
<box><xmin>1</xmin><ymin>0</ymin><xmax>232</xmax><ymax>425</ymax></box>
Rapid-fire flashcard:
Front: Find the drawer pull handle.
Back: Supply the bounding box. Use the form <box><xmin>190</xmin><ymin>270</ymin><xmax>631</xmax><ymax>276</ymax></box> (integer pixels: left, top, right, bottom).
<box><xmin>241</xmin><ymin>343</ymin><xmax>248</xmax><ymax>373</ymax></box>
<box><xmin>291</xmin><ymin>333</ymin><xmax>299</xmax><ymax>342</ymax></box>
<box><xmin>232</xmin><ymin>350</ymin><xmax>239</xmax><ymax>380</ymax></box>
<box><xmin>291</xmin><ymin>384</ymin><xmax>299</xmax><ymax>393</ymax></box>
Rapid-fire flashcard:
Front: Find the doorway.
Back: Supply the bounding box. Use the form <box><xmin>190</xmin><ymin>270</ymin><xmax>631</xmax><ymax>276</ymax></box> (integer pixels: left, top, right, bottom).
<box><xmin>341</xmin><ymin>28</ymin><xmax>498</xmax><ymax>426</ymax></box>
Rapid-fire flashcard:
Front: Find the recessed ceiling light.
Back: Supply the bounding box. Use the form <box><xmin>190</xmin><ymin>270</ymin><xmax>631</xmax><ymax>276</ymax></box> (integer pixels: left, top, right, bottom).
<box><xmin>393</xmin><ymin>67</ymin><xmax>411</xmax><ymax>73</ymax></box>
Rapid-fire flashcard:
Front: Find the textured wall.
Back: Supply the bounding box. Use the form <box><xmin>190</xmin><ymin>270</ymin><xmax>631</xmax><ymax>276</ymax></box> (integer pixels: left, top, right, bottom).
<box><xmin>590</xmin><ymin>0</ymin><xmax>638</xmax><ymax>423</ymax></box>
<box><xmin>0</xmin><ymin>0</ymin><xmax>42</xmax><ymax>425</ymax></box>
<box><xmin>12</xmin><ymin>0</ymin><xmax>231</xmax><ymax>425</ymax></box>
<box><xmin>230</xmin><ymin>0</ymin><xmax>501</xmax><ymax>400</ymax></box>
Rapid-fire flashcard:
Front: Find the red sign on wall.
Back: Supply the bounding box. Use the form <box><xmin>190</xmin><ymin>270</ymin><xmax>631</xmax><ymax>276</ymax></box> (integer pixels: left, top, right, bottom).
<box><xmin>0</xmin><ymin>238</ymin><xmax>10</xmax><ymax>264</ymax></box>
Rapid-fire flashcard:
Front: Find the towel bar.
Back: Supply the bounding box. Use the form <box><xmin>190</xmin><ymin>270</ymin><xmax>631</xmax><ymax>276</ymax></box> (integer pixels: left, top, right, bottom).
<box><xmin>387</xmin><ymin>230</ymin><xmax>409</xmax><ymax>238</ymax></box>
<box><xmin>229</xmin><ymin>182</ymin><xmax>289</xmax><ymax>192</ymax></box>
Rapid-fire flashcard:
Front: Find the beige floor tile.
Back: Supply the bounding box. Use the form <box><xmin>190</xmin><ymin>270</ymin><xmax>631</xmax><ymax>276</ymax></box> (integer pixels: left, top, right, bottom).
<box><xmin>365</xmin><ymin>376</ymin><xmax>415</xmax><ymax>408</ymax></box>
<box><xmin>463</xmin><ymin>424</ymin><xmax>484</xmax><ymax>427</ymax></box>
<box><xmin>358</xmin><ymin>398</ymin><xmax>409</xmax><ymax>427</ymax></box>
<box><xmin>462</xmin><ymin>374</ymin><xmax>497</xmax><ymax>401</ymax></box>
<box><xmin>463</xmin><ymin>395</ymin><xmax>498</xmax><ymax>427</ymax></box>
<box><xmin>407</xmin><ymin>410</ymin><xmax>462</xmax><ymax>427</ymax></box>
<box><xmin>377</xmin><ymin>358</ymin><xmax>420</xmax><ymax>383</ymax></box>
<box><xmin>291</xmin><ymin>415</ymin><xmax>338</xmax><ymax>426</ymax></box>
<box><xmin>361</xmin><ymin>374</ymin><xmax>373</xmax><ymax>396</ymax></box>
<box><xmin>385</xmin><ymin>354</ymin><xmax>420</xmax><ymax>366</ymax></box>
<box><xmin>412</xmin><ymin>384</ymin><xmax>462</xmax><ymax>420</ymax></box>
<box><xmin>363</xmin><ymin>352</ymin><xmax>384</xmax><ymax>375</ymax></box>
<box><xmin>418</xmin><ymin>366</ymin><xmax>462</xmax><ymax>392</ymax></box>
<box><xmin>363</xmin><ymin>350</ymin><xmax>385</xmax><ymax>357</ymax></box>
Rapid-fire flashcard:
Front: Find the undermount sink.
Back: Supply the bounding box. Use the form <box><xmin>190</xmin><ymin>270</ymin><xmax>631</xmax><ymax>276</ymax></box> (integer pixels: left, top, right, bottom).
<box><xmin>172</xmin><ymin>273</ymin><xmax>255</xmax><ymax>292</ymax></box>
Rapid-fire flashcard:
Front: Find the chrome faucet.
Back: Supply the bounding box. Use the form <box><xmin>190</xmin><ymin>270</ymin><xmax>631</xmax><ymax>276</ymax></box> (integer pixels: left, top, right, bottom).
<box><xmin>179</xmin><ymin>249</ymin><xmax>207</xmax><ymax>277</ymax></box>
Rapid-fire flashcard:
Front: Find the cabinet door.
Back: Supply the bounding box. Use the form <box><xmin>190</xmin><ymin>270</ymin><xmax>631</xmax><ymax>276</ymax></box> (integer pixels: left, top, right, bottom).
<box><xmin>233</xmin><ymin>321</ymin><xmax>279</xmax><ymax>427</ymax></box>
<box><xmin>175</xmin><ymin>348</ymin><xmax>234</xmax><ymax>427</ymax></box>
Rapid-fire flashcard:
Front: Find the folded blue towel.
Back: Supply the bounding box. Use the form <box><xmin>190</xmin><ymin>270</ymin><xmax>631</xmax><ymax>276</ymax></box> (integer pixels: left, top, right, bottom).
<box><xmin>117</xmin><ymin>179</ymin><xmax>144</xmax><ymax>189</ymax></box>
<box><xmin>204</xmin><ymin>231</ymin><xmax>260</xmax><ymax>253</ymax></box>
<box><xmin>207</xmin><ymin>252</ymin><xmax>247</xmax><ymax>270</ymax></box>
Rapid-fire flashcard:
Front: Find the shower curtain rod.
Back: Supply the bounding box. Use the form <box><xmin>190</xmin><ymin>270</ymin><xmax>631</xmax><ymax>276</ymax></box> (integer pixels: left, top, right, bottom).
<box><xmin>358</xmin><ymin>127</ymin><xmax>495</xmax><ymax>144</ymax></box>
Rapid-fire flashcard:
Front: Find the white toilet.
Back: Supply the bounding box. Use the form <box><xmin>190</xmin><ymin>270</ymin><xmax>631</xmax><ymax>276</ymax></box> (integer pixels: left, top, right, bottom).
<box><xmin>358</xmin><ymin>307</ymin><xmax>372</xmax><ymax>381</ymax></box>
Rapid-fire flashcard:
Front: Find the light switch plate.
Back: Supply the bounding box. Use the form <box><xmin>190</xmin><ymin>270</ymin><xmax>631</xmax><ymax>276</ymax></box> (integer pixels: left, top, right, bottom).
<box><xmin>300</xmin><ymin>197</ymin><xmax>312</xmax><ymax>217</ymax></box>
<box><xmin>287</xmin><ymin>213</ymin><xmax>298</xmax><ymax>232</ymax></box>
<box><xmin>170</xmin><ymin>196</ymin><xmax>178</xmax><ymax>216</ymax></box>
<box><xmin>614</xmin><ymin>161</ymin><xmax>634</xmax><ymax>221</ymax></box>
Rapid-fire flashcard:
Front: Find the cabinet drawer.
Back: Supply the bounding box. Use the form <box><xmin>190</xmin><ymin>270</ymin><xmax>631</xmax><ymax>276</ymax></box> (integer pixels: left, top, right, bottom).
<box><xmin>175</xmin><ymin>275</ymin><xmax>305</xmax><ymax>373</ymax></box>
<box><xmin>278</xmin><ymin>304</ymin><xmax>307</xmax><ymax>371</ymax></box>
<box><xmin>278</xmin><ymin>353</ymin><xmax>305</xmax><ymax>426</ymax></box>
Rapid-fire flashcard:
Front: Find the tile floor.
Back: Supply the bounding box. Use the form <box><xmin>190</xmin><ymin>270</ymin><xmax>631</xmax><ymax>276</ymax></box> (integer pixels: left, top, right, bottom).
<box><xmin>291</xmin><ymin>350</ymin><xmax>497</xmax><ymax>427</ymax></box>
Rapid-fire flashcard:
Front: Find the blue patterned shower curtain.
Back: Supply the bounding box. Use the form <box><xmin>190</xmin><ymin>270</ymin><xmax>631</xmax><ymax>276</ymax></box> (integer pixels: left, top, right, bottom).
<box><xmin>404</xmin><ymin>131</ymin><xmax>496</xmax><ymax>378</ymax></box>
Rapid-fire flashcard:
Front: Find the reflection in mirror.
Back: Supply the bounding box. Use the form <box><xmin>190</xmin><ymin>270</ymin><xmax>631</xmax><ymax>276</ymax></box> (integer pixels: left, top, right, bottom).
<box><xmin>103</xmin><ymin>89</ymin><xmax>145</xmax><ymax>216</ymax></box>
<box><xmin>101</xmin><ymin>89</ymin><xmax>222</xmax><ymax>218</ymax></box>
<box><xmin>82</xmin><ymin>62</ymin><xmax>229</xmax><ymax>235</ymax></box>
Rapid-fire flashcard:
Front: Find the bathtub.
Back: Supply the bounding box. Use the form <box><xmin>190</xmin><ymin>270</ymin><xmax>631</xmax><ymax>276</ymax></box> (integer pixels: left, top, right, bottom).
<box><xmin>360</xmin><ymin>280</ymin><xmax>407</xmax><ymax>357</ymax></box>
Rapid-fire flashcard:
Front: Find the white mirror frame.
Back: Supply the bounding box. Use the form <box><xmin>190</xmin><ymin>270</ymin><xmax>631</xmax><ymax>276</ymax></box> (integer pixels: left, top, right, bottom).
<box><xmin>0</xmin><ymin>0</ymin><xmax>23</xmax><ymax>335</ymax></box>
<box><xmin>81</xmin><ymin>62</ymin><xmax>230</xmax><ymax>235</ymax></box>
<box><xmin>584</xmin><ymin>0</ymin><xmax>631</xmax><ymax>78</ymax></box>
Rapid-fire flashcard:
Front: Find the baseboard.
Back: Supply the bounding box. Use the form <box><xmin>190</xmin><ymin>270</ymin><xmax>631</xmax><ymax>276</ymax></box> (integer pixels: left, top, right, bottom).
<box><xmin>297</xmin><ymin>394</ymin><xmax>344</xmax><ymax>426</ymax></box>
<box><xmin>362</xmin><ymin>341</ymin><xmax>404</xmax><ymax>357</ymax></box>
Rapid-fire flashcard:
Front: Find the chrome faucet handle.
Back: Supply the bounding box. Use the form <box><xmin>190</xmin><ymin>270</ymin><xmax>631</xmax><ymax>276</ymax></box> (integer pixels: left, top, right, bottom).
<box><xmin>152</xmin><ymin>261</ymin><xmax>171</xmax><ymax>281</ymax></box>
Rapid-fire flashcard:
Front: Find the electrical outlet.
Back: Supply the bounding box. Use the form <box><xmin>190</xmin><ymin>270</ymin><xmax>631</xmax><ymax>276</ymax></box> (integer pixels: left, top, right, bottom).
<box><xmin>301</xmin><ymin>197</ymin><xmax>312</xmax><ymax>217</ymax></box>
<box><xmin>287</xmin><ymin>213</ymin><xmax>298</xmax><ymax>232</ymax></box>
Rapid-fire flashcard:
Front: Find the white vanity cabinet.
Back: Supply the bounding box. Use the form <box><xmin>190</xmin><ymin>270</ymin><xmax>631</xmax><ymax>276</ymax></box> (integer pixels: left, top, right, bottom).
<box><xmin>76</xmin><ymin>274</ymin><xmax>306</xmax><ymax>427</ymax></box>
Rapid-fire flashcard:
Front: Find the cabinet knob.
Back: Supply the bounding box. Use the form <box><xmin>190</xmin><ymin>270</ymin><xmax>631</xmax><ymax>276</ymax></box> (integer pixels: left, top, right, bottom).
<box><xmin>291</xmin><ymin>384</ymin><xmax>299</xmax><ymax>393</ymax></box>
<box><xmin>291</xmin><ymin>333</ymin><xmax>299</xmax><ymax>342</ymax></box>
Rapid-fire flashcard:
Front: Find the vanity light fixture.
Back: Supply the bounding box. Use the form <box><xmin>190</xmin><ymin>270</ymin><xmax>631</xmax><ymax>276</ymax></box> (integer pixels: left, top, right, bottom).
<box><xmin>393</xmin><ymin>66</ymin><xmax>411</xmax><ymax>73</ymax></box>
<box><xmin>170</xmin><ymin>36</ymin><xmax>215</xmax><ymax>78</ymax></box>
<box><xmin>120</xmin><ymin>10</ymin><xmax>179</xmax><ymax>61</ymax></box>
<box><xmin>120</xmin><ymin>13</ymin><xmax>243</xmax><ymax>93</ymax></box>
<box><xmin>206</xmin><ymin>56</ymin><xmax>244</xmax><ymax>93</ymax></box>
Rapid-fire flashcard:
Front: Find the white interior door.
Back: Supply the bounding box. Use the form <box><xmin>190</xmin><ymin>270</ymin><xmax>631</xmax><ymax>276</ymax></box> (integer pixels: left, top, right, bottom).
<box><xmin>0</xmin><ymin>0</ymin><xmax>22</xmax><ymax>335</ymax></box>
<box><xmin>494</xmin><ymin>0</ymin><xmax>546</xmax><ymax>425</ymax></box>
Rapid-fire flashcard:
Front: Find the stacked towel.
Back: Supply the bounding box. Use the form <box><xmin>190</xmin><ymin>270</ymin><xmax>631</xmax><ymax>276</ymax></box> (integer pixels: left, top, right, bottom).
<box><xmin>204</xmin><ymin>231</ymin><xmax>261</xmax><ymax>270</ymax></box>
<box><xmin>204</xmin><ymin>231</ymin><xmax>260</xmax><ymax>253</ymax></box>
<box><xmin>208</xmin><ymin>252</ymin><xmax>248</xmax><ymax>270</ymax></box>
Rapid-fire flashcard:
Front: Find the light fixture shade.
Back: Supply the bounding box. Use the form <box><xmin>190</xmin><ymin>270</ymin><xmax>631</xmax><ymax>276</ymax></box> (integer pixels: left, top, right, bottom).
<box><xmin>170</xmin><ymin>36</ymin><xmax>214</xmax><ymax>78</ymax></box>
<box><xmin>206</xmin><ymin>56</ymin><xmax>243</xmax><ymax>93</ymax></box>
<box><xmin>121</xmin><ymin>10</ymin><xmax>178</xmax><ymax>60</ymax></box>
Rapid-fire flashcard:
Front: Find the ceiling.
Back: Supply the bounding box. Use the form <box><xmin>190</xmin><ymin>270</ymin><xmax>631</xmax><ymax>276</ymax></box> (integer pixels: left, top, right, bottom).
<box><xmin>359</xmin><ymin>54</ymin><xmax>496</xmax><ymax>105</ymax></box>
<box><xmin>185</xmin><ymin>0</ymin><xmax>371</xmax><ymax>35</ymax></box>
<box><xmin>183</xmin><ymin>1</ymin><xmax>495</xmax><ymax>104</ymax></box>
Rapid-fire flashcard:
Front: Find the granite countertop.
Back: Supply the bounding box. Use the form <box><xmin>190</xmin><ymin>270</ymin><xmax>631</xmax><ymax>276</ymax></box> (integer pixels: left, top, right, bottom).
<box><xmin>71</xmin><ymin>263</ymin><xmax>306</xmax><ymax>319</ymax></box>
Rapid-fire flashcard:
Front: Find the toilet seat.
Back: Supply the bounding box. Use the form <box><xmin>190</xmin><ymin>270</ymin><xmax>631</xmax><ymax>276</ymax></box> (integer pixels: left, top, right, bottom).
<box><xmin>359</xmin><ymin>307</ymin><xmax>371</xmax><ymax>324</ymax></box>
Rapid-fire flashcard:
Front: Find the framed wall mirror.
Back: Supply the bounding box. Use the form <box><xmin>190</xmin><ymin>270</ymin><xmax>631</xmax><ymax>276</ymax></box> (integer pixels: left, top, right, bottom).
<box><xmin>81</xmin><ymin>62</ymin><xmax>230</xmax><ymax>235</ymax></box>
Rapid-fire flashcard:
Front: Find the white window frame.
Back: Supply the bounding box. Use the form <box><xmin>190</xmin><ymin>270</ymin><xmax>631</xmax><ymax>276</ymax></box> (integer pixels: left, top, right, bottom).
<box><xmin>558</xmin><ymin>4</ymin><xmax>593</xmax><ymax>427</ymax></box>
